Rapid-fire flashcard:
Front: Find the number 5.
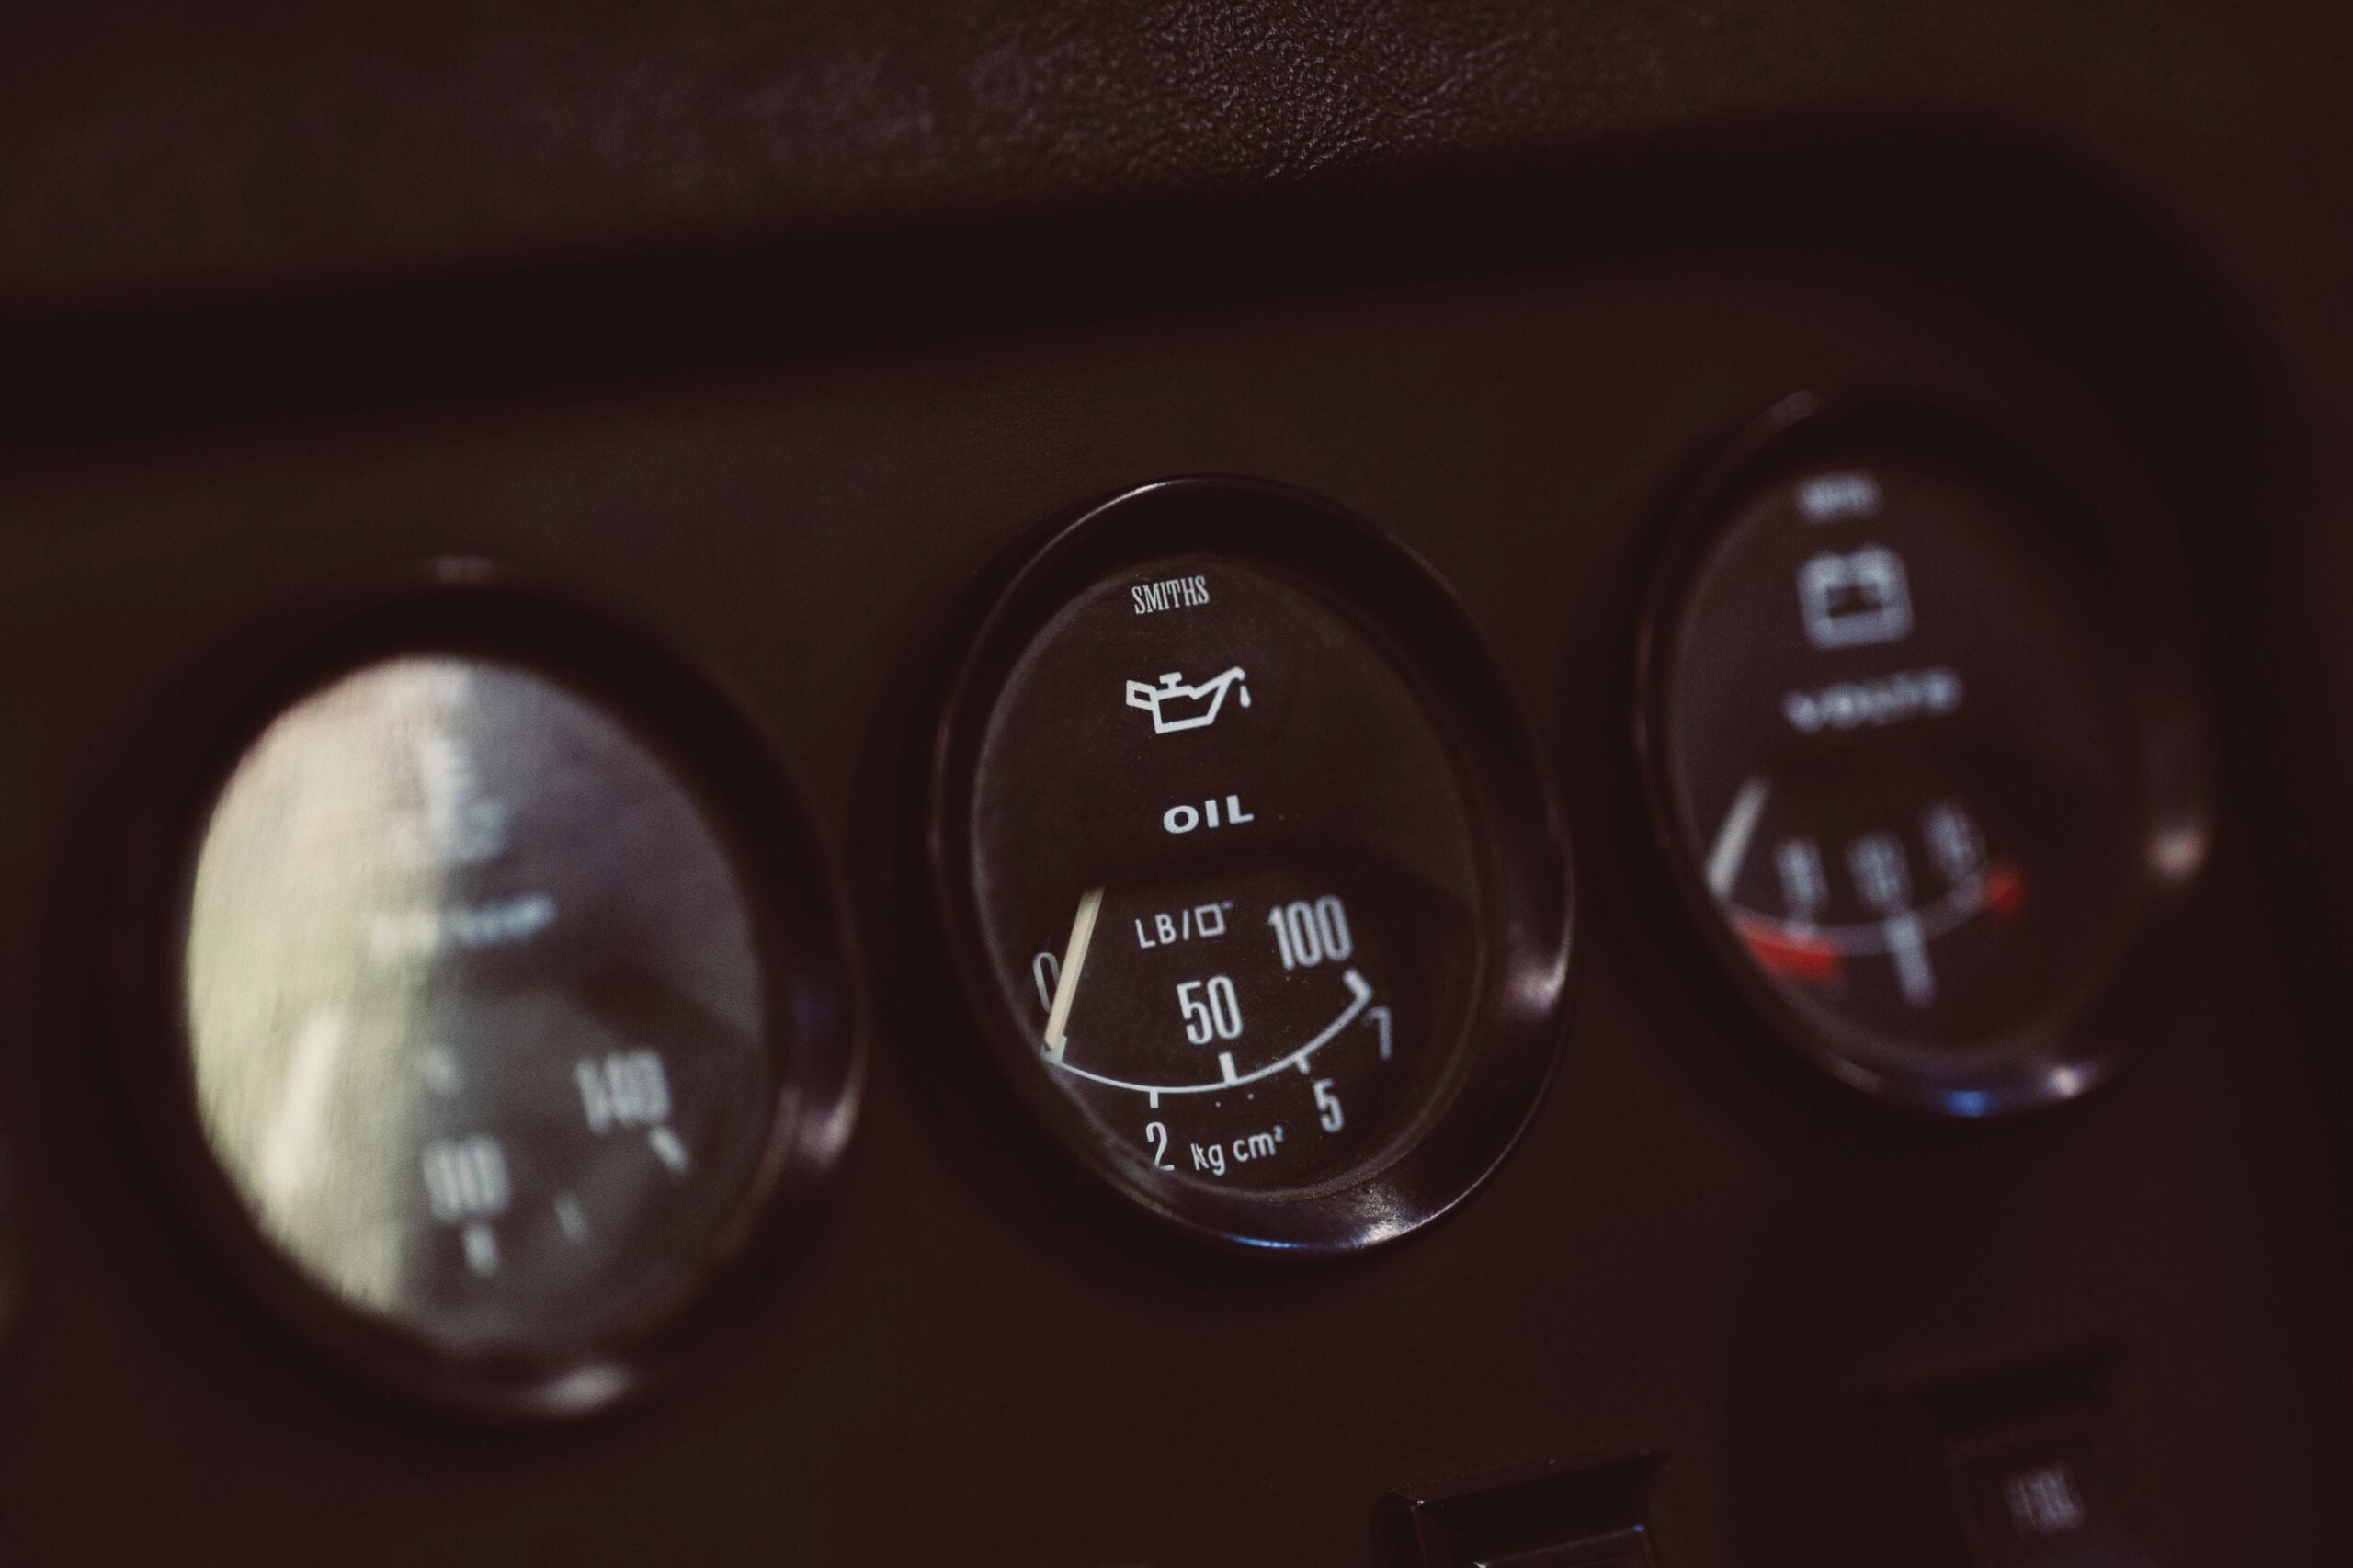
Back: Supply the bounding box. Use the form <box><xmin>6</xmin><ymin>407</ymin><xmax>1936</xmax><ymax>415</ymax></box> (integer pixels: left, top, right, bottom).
<box><xmin>1177</xmin><ymin>980</ymin><xmax>1213</xmax><ymax>1043</ymax></box>
<box><xmin>1313</xmin><ymin>1078</ymin><xmax>1345</xmax><ymax>1133</ymax></box>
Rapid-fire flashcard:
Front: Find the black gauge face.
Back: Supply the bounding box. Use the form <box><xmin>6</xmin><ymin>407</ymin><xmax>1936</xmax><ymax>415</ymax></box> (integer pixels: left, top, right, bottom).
<box><xmin>978</xmin><ymin>565</ymin><xmax>1477</xmax><ymax>1194</ymax></box>
<box><xmin>935</xmin><ymin>480</ymin><xmax>1571</xmax><ymax>1252</ymax></box>
<box><xmin>141</xmin><ymin>583</ymin><xmax>857</xmax><ymax>1415</ymax></box>
<box><xmin>1647</xmin><ymin>406</ymin><xmax>2204</xmax><ymax>1113</ymax></box>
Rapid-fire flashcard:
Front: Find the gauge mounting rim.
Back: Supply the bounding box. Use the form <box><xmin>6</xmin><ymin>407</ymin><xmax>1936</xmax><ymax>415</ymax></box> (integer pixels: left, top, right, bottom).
<box><xmin>928</xmin><ymin>476</ymin><xmax>1575</xmax><ymax>1255</ymax></box>
<box><xmin>110</xmin><ymin>559</ymin><xmax>861</xmax><ymax>1420</ymax></box>
<box><xmin>1631</xmin><ymin>392</ymin><xmax>2213</xmax><ymax>1119</ymax></box>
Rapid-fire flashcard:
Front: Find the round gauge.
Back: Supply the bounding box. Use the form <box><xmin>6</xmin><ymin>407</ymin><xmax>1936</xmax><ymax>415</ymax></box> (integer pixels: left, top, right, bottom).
<box><xmin>1642</xmin><ymin>399</ymin><xmax>2207</xmax><ymax>1115</ymax></box>
<box><xmin>124</xmin><ymin>573</ymin><xmax>856</xmax><ymax>1415</ymax></box>
<box><xmin>931</xmin><ymin>479</ymin><xmax>1571</xmax><ymax>1253</ymax></box>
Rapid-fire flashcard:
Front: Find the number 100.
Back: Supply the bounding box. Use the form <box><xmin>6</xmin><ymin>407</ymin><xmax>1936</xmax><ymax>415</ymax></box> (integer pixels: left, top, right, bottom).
<box><xmin>1268</xmin><ymin>896</ymin><xmax>1353</xmax><ymax>971</ymax></box>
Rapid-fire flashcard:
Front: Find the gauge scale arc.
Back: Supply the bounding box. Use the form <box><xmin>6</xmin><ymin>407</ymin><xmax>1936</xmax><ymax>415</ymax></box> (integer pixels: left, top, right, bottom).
<box><xmin>1641</xmin><ymin>399</ymin><xmax>2209</xmax><ymax>1115</ymax></box>
<box><xmin>122</xmin><ymin>574</ymin><xmax>858</xmax><ymax>1416</ymax></box>
<box><xmin>932</xmin><ymin>479</ymin><xmax>1572</xmax><ymax>1252</ymax></box>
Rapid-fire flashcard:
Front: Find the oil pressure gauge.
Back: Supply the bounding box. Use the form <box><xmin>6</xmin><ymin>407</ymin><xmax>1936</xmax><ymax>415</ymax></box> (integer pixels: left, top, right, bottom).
<box><xmin>1643</xmin><ymin>400</ymin><xmax>2208</xmax><ymax>1115</ymax></box>
<box><xmin>932</xmin><ymin>480</ymin><xmax>1571</xmax><ymax>1252</ymax></box>
<box><xmin>124</xmin><ymin>572</ymin><xmax>856</xmax><ymax>1416</ymax></box>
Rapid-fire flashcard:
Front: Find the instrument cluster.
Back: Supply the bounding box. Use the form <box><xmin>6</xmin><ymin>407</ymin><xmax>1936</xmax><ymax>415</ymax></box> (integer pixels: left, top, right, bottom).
<box><xmin>0</xmin><ymin>395</ymin><xmax>2208</xmax><ymax>1417</ymax></box>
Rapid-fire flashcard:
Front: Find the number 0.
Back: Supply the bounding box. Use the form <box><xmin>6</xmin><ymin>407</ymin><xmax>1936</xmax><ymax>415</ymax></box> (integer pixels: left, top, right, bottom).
<box><xmin>1206</xmin><ymin>975</ymin><xmax>1243</xmax><ymax>1040</ymax></box>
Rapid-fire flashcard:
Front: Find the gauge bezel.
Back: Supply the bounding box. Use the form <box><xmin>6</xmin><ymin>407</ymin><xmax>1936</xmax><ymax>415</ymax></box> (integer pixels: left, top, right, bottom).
<box><xmin>929</xmin><ymin>477</ymin><xmax>1574</xmax><ymax>1254</ymax></box>
<box><xmin>1632</xmin><ymin>392</ymin><xmax>2212</xmax><ymax>1118</ymax></box>
<box><xmin>111</xmin><ymin>560</ymin><xmax>860</xmax><ymax>1419</ymax></box>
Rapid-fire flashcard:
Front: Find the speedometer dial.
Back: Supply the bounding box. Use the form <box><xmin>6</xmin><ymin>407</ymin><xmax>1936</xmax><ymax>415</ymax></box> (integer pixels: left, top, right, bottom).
<box><xmin>931</xmin><ymin>479</ymin><xmax>1571</xmax><ymax>1252</ymax></box>
<box><xmin>126</xmin><ymin>573</ymin><xmax>858</xmax><ymax>1416</ymax></box>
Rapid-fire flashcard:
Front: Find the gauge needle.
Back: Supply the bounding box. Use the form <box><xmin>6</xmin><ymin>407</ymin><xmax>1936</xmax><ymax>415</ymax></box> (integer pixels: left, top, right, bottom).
<box><xmin>1706</xmin><ymin>776</ymin><xmax>1770</xmax><ymax>898</ymax></box>
<box><xmin>1042</xmin><ymin>885</ymin><xmax>1105</xmax><ymax>1058</ymax></box>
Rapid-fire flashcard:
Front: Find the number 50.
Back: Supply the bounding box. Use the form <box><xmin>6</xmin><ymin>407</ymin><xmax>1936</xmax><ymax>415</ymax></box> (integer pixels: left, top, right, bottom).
<box><xmin>1176</xmin><ymin>976</ymin><xmax>1244</xmax><ymax>1043</ymax></box>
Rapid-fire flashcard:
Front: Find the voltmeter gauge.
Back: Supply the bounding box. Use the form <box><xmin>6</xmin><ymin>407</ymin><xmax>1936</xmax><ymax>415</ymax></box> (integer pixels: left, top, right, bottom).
<box><xmin>123</xmin><ymin>573</ymin><xmax>856</xmax><ymax>1416</ymax></box>
<box><xmin>1642</xmin><ymin>400</ymin><xmax>2208</xmax><ymax>1115</ymax></box>
<box><xmin>931</xmin><ymin>479</ymin><xmax>1571</xmax><ymax>1253</ymax></box>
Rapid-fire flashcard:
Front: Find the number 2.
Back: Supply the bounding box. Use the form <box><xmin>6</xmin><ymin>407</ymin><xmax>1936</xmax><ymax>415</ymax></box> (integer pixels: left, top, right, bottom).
<box><xmin>1144</xmin><ymin>1120</ymin><xmax>1174</xmax><ymax>1169</ymax></box>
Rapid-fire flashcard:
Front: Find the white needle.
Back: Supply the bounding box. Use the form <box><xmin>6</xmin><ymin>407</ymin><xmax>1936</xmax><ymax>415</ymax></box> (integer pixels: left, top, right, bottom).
<box><xmin>1884</xmin><ymin>912</ymin><xmax>1938</xmax><ymax>1006</ymax></box>
<box><xmin>1706</xmin><ymin>776</ymin><xmax>1770</xmax><ymax>898</ymax></box>
<box><xmin>256</xmin><ymin>1007</ymin><xmax>346</xmax><ymax>1204</ymax></box>
<box><xmin>1041</xmin><ymin>885</ymin><xmax>1105</xmax><ymax>1058</ymax></box>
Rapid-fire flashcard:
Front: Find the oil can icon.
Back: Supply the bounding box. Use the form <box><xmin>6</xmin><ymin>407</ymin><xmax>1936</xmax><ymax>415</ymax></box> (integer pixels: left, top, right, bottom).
<box><xmin>1125</xmin><ymin>666</ymin><xmax>1252</xmax><ymax>734</ymax></box>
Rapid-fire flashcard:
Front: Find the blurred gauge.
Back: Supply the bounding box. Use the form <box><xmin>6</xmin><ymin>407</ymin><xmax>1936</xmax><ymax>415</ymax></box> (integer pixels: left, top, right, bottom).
<box><xmin>931</xmin><ymin>479</ymin><xmax>1572</xmax><ymax>1252</ymax></box>
<box><xmin>1642</xmin><ymin>399</ymin><xmax>2208</xmax><ymax>1114</ymax></box>
<box><xmin>126</xmin><ymin>572</ymin><xmax>856</xmax><ymax>1415</ymax></box>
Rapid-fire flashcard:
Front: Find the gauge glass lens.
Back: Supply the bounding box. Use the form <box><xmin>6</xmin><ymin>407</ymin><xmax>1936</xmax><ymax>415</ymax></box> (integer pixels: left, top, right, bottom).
<box><xmin>1658</xmin><ymin>449</ymin><xmax>2143</xmax><ymax>1080</ymax></box>
<box><xmin>965</xmin><ymin>555</ymin><xmax>1483</xmax><ymax>1199</ymax></box>
<box><xmin>182</xmin><ymin>654</ymin><xmax>776</xmax><ymax>1358</ymax></box>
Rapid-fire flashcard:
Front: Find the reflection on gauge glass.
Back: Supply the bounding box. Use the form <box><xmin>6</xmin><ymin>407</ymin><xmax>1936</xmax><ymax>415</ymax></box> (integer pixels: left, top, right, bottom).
<box><xmin>1648</xmin><ymin>405</ymin><xmax>2205</xmax><ymax>1113</ymax></box>
<box><xmin>934</xmin><ymin>480</ymin><xmax>1571</xmax><ymax>1252</ymax></box>
<box><xmin>172</xmin><ymin>633</ymin><xmax>843</xmax><ymax>1404</ymax></box>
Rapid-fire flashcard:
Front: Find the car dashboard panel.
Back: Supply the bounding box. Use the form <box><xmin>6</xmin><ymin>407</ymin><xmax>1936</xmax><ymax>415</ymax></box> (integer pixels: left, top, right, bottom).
<box><xmin>2</xmin><ymin>19</ymin><xmax>2351</xmax><ymax>1568</ymax></box>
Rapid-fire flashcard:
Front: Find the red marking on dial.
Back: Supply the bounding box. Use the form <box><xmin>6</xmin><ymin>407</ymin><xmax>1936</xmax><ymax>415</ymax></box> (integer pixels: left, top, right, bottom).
<box><xmin>1984</xmin><ymin>863</ymin><xmax>2029</xmax><ymax>920</ymax></box>
<box><xmin>1737</xmin><ymin>920</ymin><xmax>1842</xmax><ymax>983</ymax></box>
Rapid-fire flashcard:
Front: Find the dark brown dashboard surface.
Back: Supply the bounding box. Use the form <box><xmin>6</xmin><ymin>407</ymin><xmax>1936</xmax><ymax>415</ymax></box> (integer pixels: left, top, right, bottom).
<box><xmin>4</xmin><ymin>6</ymin><xmax>2353</xmax><ymax>1567</ymax></box>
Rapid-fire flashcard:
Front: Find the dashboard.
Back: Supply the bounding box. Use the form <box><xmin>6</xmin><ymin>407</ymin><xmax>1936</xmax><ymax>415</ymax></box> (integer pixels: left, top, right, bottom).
<box><xmin>4</xmin><ymin>8</ymin><xmax>2353</xmax><ymax>1566</ymax></box>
